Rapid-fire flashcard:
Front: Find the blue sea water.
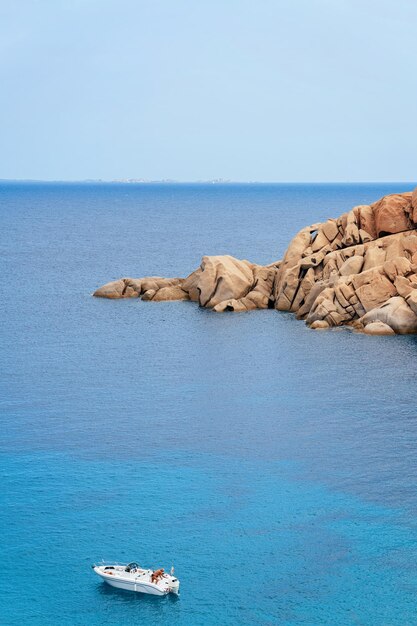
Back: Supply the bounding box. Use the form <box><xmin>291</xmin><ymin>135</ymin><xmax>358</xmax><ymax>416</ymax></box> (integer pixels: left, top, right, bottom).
<box><xmin>2</xmin><ymin>181</ymin><xmax>417</xmax><ymax>625</ymax></box>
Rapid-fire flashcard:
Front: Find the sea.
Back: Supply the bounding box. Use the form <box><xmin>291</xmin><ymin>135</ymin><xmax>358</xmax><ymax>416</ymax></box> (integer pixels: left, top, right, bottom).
<box><xmin>2</xmin><ymin>181</ymin><xmax>417</xmax><ymax>625</ymax></box>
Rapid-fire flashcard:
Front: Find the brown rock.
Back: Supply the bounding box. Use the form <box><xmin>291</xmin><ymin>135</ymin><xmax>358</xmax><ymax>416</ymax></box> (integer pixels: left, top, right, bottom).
<box><xmin>214</xmin><ymin>266</ymin><xmax>276</xmax><ymax>312</ymax></box>
<box><xmin>338</xmin><ymin>255</ymin><xmax>364</xmax><ymax>276</ymax></box>
<box><xmin>304</xmin><ymin>286</ymin><xmax>353</xmax><ymax>327</ymax></box>
<box><xmin>402</xmin><ymin>234</ymin><xmax>417</xmax><ymax>256</ymax></box>
<box><xmin>405</xmin><ymin>290</ymin><xmax>417</xmax><ymax>316</ymax></box>
<box><xmin>213</xmin><ymin>299</ymin><xmax>248</xmax><ymax>312</ymax></box>
<box><xmin>94</xmin><ymin>279</ymin><xmax>129</xmax><ymax>298</ymax></box>
<box><xmin>123</xmin><ymin>278</ymin><xmax>143</xmax><ymax>293</ymax></box>
<box><xmin>182</xmin><ymin>268</ymin><xmax>202</xmax><ymax>302</ymax></box>
<box><xmin>300</xmin><ymin>252</ymin><xmax>325</xmax><ymax>269</ymax></box>
<box><xmin>411</xmin><ymin>186</ymin><xmax>417</xmax><ymax>223</ymax></box>
<box><xmin>357</xmin><ymin>205</ymin><xmax>376</xmax><ymax>239</ymax></box>
<box><xmin>311</xmin><ymin>230</ymin><xmax>331</xmax><ymax>252</ymax></box>
<box><xmin>352</xmin><ymin>268</ymin><xmax>397</xmax><ymax>312</ymax></box>
<box><xmin>152</xmin><ymin>285</ymin><xmax>189</xmax><ymax>301</ymax></box>
<box><xmin>372</xmin><ymin>193</ymin><xmax>412</xmax><ymax>237</ymax></box>
<box><xmin>384</xmin><ymin>237</ymin><xmax>405</xmax><ymax>261</ymax></box>
<box><xmin>142</xmin><ymin>289</ymin><xmax>156</xmax><ymax>301</ymax></box>
<box><xmin>296</xmin><ymin>281</ymin><xmax>328</xmax><ymax>319</ymax></box>
<box><xmin>362</xmin><ymin>245</ymin><xmax>386</xmax><ymax>271</ymax></box>
<box><xmin>343</xmin><ymin>222</ymin><xmax>360</xmax><ymax>246</ymax></box>
<box><xmin>394</xmin><ymin>276</ymin><xmax>413</xmax><ymax>298</ymax></box>
<box><xmin>291</xmin><ymin>268</ymin><xmax>315</xmax><ymax>311</ymax></box>
<box><xmin>321</xmin><ymin>220</ymin><xmax>339</xmax><ymax>242</ymax></box>
<box><xmin>360</xmin><ymin>296</ymin><xmax>417</xmax><ymax>334</ymax></box>
<box><xmin>383</xmin><ymin>256</ymin><xmax>412</xmax><ymax>282</ymax></box>
<box><xmin>197</xmin><ymin>255</ymin><xmax>254</xmax><ymax>308</ymax></box>
<box><xmin>363</xmin><ymin>321</ymin><xmax>395</xmax><ymax>335</ymax></box>
<box><xmin>310</xmin><ymin>320</ymin><xmax>330</xmax><ymax>330</ymax></box>
<box><xmin>275</xmin><ymin>265</ymin><xmax>302</xmax><ymax>311</ymax></box>
<box><xmin>359</xmin><ymin>229</ymin><xmax>373</xmax><ymax>243</ymax></box>
<box><xmin>275</xmin><ymin>226</ymin><xmax>313</xmax><ymax>295</ymax></box>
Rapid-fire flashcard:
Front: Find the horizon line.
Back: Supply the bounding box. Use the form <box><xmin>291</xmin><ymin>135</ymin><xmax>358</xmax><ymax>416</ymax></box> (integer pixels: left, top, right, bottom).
<box><xmin>0</xmin><ymin>178</ymin><xmax>416</xmax><ymax>185</ymax></box>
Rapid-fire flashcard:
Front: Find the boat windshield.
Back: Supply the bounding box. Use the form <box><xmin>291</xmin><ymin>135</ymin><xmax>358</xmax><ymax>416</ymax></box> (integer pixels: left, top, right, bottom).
<box><xmin>125</xmin><ymin>562</ymin><xmax>139</xmax><ymax>572</ymax></box>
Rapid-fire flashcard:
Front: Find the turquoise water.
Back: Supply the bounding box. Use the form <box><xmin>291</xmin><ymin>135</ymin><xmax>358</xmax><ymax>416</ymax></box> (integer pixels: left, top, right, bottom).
<box><xmin>2</xmin><ymin>182</ymin><xmax>417</xmax><ymax>624</ymax></box>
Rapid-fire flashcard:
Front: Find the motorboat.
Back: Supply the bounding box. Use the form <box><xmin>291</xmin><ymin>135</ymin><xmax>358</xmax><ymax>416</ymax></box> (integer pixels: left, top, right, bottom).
<box><xmin>92</xmin><ymin>562</ymin><xmax>180</xmax><ymax>596</ymax></box>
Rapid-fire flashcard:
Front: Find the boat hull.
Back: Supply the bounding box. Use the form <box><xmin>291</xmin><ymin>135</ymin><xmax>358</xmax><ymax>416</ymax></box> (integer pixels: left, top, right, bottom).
<box><xmin>103</xmin><ymin>576</ymin><xmax>167</xmax><ymax>595</ymax></box>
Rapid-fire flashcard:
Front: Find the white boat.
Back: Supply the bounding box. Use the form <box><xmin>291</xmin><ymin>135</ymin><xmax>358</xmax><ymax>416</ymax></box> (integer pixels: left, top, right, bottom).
<box><xmin>92</xmin><ymin>562</ymin><xmax>180</xmax><ymax>596</ymax></box>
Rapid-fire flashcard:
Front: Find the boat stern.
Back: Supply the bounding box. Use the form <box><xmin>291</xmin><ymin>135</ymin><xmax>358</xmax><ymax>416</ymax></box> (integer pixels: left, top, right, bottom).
<box><xmin>168</xmin><ymin>576</ymin><xmax>180</xmax><ymax>595</ymax></box>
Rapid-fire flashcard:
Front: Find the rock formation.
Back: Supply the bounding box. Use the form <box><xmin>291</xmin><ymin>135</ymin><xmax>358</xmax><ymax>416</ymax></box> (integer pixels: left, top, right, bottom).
<box><xmin>94</xmin><ymin>187</ymin><xmax>417</xmax><ymax>335</ymax></box>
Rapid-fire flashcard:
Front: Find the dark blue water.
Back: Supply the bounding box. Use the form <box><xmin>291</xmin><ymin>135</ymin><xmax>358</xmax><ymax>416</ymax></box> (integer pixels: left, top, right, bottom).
<box><xmin>2</xmin><ymin>182</ymin><xmax>417</xmax><ymax>625</ymax></box>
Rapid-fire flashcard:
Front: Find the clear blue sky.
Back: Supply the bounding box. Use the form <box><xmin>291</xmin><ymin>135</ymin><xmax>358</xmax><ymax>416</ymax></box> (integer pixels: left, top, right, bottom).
<box><xmin>1</xmin><ymin>0</ymin><xmax>416</xmax><ymax>181</ymax></box>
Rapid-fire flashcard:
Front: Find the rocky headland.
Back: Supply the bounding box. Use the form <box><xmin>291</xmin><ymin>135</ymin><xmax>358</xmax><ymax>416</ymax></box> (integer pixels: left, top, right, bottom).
<box><xmin>94</xmin><ymin>187</ymin><xmax>417</xmax><ymax>335</ymax></box>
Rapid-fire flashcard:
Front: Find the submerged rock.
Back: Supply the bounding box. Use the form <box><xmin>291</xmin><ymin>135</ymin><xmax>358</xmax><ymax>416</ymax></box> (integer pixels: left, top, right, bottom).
<box><xmin>94</xmin><ymin>187</ymin><xmax>417</xmax><ymax>335</ymax></box>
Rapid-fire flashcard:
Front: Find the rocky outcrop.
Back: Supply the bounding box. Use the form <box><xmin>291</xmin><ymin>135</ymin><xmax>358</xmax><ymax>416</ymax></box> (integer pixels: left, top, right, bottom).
<box><xmin>94</xmin><ymin>255</ymin><xmax>280</xmax><ymax>313</ymax></box>
<box><xmin>93</xmin><ymin>276</ymin><xmax>186</xmax><ymax>300</ymax></box>
<box><xmin>94</xmin><ymin>188</ymin><xmax>417</xmax><ymax>335</ymax></box>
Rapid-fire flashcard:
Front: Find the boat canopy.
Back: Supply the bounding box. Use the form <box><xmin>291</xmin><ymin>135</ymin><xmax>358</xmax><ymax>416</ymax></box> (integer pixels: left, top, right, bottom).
<box><xmin>125</xmin><ymin>562</ymin><xmax>139</xmax><ymax>572</ymax></box>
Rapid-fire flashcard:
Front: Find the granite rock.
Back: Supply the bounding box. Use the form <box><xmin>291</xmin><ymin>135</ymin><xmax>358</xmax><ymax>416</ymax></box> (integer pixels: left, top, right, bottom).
<box><xmin>94</xmin><ymin>187</ymin><xmax>417</xmax><ymax>334</ymax></box>
<box><xmin>363</xmin><ymin>321</ymin><xmax>396</xmax><ymax>335</ymax></box>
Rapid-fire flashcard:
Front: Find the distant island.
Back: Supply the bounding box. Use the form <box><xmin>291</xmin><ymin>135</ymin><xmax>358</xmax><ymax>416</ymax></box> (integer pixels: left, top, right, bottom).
<box><xmin>0</xmin><ymin>178</ymin><xmax>234</xmax><ymax>184</ymax></box>
<box><xmin>109</xmin><ymin>178</ymin><xmax>233</xmax><ymax>184</ymax></box>
<box><xmin>81</xmin><ymin>178</ymin><xmax>234</xmax><ymax>184</ymax></box>
<box><xmin>95</xmin><ymin>186</ymin><xmax>417</xmax><ymax>335</ymax></box>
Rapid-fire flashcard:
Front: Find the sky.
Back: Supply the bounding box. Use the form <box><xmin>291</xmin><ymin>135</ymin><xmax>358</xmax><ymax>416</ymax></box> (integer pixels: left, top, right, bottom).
<box><xmin>0</xmin><ymin>0</ymin><xmax>416</xmax><ymax>182</ymax></box>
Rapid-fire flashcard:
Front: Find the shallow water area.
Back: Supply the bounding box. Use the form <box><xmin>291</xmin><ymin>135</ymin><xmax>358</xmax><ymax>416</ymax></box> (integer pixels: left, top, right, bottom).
<box><xmin>2</xmin><ymin>182</ymin><xmax>417</xmax><ymax>625</ymax></box>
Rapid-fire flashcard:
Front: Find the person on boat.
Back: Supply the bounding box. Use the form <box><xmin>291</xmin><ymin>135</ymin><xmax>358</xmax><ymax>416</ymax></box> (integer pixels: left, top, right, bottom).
<box><xmin>151</xmin><ymin>568</ymin><xmax>164</xmax><ymax>583</ymax></box>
